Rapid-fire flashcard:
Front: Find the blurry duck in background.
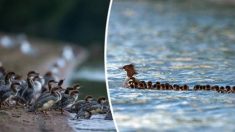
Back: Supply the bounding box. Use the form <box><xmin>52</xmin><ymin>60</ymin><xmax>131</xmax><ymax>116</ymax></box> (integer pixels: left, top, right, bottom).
<box><xmin>50</xmin><ymin>63</ymin><xmax>60</xmax><ymax>81</ymax></box>
<box><xmin>43</xmin><ymin>71</ymin><xmax>56</xmax><ymax>87</ymax></box>
<box><xmin>62</xmin><ymin>46</ymin><xmax>75</xmax><ymax>61</ymax></box>
<box><xmin>56</xmin><ymin>56</ymin><xmax>66</xmax><ymax>68</ymax></box>
<box><xmin>0</xmin><ymin>35</ymin><xmax>15</xmax><ymax>48</ymax></box>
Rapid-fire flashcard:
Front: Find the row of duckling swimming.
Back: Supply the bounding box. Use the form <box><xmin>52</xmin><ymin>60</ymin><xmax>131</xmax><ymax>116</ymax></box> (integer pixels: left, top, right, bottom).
<box><xmin>0</xmin><ymin>66</ymin><xmax>112</xmax><ymax>120</ymax></box>
<box><xmin>126</xmin><ymin>77</ymin><xmax>235</xmax><ymax>94</ymax></box>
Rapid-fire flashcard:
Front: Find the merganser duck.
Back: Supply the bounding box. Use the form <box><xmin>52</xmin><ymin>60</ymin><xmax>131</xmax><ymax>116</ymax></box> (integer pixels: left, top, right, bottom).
<box><xmin>225</xmin><ymin>86</ymin><xmax>231</xmax><ymax>93</ymax></box>
<box><xmin>19</xmin><ymin>71</ymin><xmax>41</xmax><ymax>106</ymax></box>
<box><xmin>0</xmin><ymin>82</ymin><xmax>20</xmax><ymax>108</ymax></box>
<box><xmin>55</xmin><ymin>90</ymin><xmax>79</xmax><ymax>114</ymax></box>
<box><xmin>120</xmin><ymin>64</ymin><xmax>139</xmax><ymax>87</ymax></box>
<box><xmin>205</xmin><ymin>85</ymin><xmax>211</xmax><ymax>90</ymax></box>
<box><xmin>232</xmin><ymin>86</ymin><xmax>235</xmax><ymax>93</ymax></box>
<box><xmin>0</xmin><ymin>72</ymin><xmax>16</xmax><ymax>96</ymax></box>
<box><xmin>193</xmin><ymin>85</ymin><xmax>200</xmax><ymax>91</ymax></box>
<box><xmin>71</xmin><ymin>95</ymin><xmax>94</xmax><ymax>119</ymax></box>
<box><xmin>32</xmin><ymin>87</ymin><xmax>62</xmax><ymax>114</ymax></box>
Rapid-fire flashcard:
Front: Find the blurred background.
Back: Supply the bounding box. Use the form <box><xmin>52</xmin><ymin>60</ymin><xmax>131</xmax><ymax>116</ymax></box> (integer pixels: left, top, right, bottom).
<box><xmin>0</xmin><ymin>0</ymin><xmax>110</xmax><ymax>99</ymax></box>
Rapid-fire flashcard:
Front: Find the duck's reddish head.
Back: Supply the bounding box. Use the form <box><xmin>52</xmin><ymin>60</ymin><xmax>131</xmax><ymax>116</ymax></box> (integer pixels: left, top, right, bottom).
<box><xmin>120</xmin><ymin>64</ymin><xmax>137</xmax><ymax>78</ymax></box>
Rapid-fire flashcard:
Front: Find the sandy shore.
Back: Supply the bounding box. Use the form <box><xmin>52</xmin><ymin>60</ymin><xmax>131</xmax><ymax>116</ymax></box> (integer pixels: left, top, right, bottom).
<box><xmin>0</xmin><ymin>34</ymin><xmax>89</xmax><ymax>132</ymax></box>
<box><xmin>0</xmin><ymin>107</ymin><xmax>73</xmax><ymax>132</ymax></box>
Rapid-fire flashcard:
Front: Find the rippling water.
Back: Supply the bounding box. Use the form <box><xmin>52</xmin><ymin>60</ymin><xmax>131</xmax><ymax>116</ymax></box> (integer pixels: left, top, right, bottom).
<box><xmin>107</xmin><ymin>1</ymin><xmax>235</xmax><ymax>131</ymax></box>
<box><xmin>68</xmin><ymin>114</ymin><xmax>116</xmax><ymax>132</ymax></box>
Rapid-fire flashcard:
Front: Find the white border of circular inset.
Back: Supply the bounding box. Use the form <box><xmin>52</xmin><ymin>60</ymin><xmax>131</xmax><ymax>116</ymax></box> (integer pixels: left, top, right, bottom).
<box><xmin>104</xmin><ymin>0</ymin><xmax>119</xmax><ymax>132</ymax></box>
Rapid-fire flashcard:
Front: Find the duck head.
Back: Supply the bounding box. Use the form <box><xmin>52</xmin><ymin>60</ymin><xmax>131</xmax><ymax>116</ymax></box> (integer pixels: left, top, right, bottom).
<box><xmin>120</xmin><ymin>64</ymin><xmax>137</xmax><ymax>78</ymax></box>
<box><xmin>5</xmin><ymin>71</ymin><xmax>16</xmax><ymax>85</ymax></box>
<box><xmin>97</xmin><ymin>97</ymin><xmax>107</xmax><ymax>104</ymax></box>
<box><xmin>73</xmin><ymin>84</ymin><xmax>81</xmax><ymax>90</ymax></box>
<box><xmin>69</xmin><ymin>90</ymin><xmax>79</xmax><ymax>100</ymax></box>
<box><xmin>85</xmin><ymin>95</ymin><xmax>93</xmax><ymax>103</ymax></box>
<box><xmin>147</xmin><ymin>81</ymin><xmax>152</xmax><ymax>89</ymax></box>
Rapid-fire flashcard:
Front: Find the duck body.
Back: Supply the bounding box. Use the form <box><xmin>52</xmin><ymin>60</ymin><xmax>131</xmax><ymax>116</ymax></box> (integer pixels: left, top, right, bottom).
<box><xmin>33</xmin><ymin>91</ymin><xmax>62</xmax><ymax>112</ymax></box>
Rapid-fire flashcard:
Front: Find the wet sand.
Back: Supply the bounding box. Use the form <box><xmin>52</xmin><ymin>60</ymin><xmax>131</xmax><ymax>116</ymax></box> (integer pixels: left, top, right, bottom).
<box><xmin>0</xmin><ymin>107</ymin><xmax>73</xmax><ymax>132</ymax></box>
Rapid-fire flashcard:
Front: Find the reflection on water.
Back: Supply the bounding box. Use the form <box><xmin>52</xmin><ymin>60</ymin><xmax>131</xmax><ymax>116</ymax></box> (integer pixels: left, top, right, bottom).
<box><xmin>107</xmin><ymin>0</ymin><xmax>235</xmax><ymax>131</ymax></box>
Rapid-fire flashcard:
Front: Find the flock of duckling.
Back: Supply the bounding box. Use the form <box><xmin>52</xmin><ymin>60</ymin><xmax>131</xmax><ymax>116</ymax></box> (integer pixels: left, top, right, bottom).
<box><xmin>0</xmin><ymin>66</ymin><xmax>112</xmax><ymax>120</ymax></box>
<box><xmin>121</xmin><ymin>64</ymin><xmax>235</xmax><ymax>94</ymax></box>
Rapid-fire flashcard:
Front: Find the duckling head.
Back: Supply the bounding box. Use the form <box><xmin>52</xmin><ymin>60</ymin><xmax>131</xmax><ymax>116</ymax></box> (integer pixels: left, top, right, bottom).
<box><xmin>225</xmin><ymin>86</ymin><xmax>231</xmax><ymax>91</ymax></box>
<box><xmin>147</xmin><ymin>81</ymin><xmax>152</xmax><ymax>89</ymax></box>
<box><xmin>69</xmin><ymin>90</ymin><xmax>79</xmax><ymax>100</ymax></box>
<box><xmin>97</xmin><ymin>97</ymin><xmax>107</xmax><ymax>104</ymax></box>
<box><xmin>27</xmin><ymin>71</ymin><xmax>39</xmax><ymax>77</ymax></box>
<box><xmin>73</xmin><ymin>84</ymin><xmax>81</xmax><ymax>90</ymax></box>
<box><xmin>85</xmin><ymin>95</ymin><xmax>93</xmax><ymax>102</ymax></box>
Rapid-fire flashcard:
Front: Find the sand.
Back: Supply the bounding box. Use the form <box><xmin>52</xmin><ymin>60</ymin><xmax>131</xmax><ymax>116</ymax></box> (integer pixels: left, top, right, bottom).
<box><xmin>0</xmin><ymin>107</ymin><xmax>74</xmax><ymax>132</ymax></box>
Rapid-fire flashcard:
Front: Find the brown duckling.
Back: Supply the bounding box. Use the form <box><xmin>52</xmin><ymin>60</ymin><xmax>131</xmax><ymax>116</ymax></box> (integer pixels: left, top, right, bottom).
<box><xmin>147</xmin><ymin>81</ymin><xmax>152</xmax><ymax>89</ymax></box>
<box><xmin>205</xmin><ymin>85</ymin><xmax>211</xmax><ymax>91</ymax></box>
<box><xmin>193</xmin><ymin>85</ymin><xmax>200</xmax><ymax>91</ymax></box>
<box><xmin>183</xmin><ymin>84</ymin><xmax>189</xmax><ymax>91</ymax></box>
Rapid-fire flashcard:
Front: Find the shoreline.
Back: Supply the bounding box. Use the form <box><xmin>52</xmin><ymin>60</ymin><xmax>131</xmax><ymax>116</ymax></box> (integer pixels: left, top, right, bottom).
<box><xmin>0</xmin><ymin>107</ymin><xmax>73</xmax><ymax>132</ymax></box>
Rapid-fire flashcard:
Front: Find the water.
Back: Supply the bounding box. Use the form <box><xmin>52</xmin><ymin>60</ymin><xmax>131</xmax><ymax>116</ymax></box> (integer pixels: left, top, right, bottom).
<box><xmin>107</xmin><ymin>0</ymin><xmax>235</xmax><ymax>131</ymax></box>
<box><xmin>68</xmin><ymin>68</ymin><xmax>116</xmax><ymax>131</ymax></box>
<box><xmin>68</xmin><ymin>114</ymin><xmax>116</xmax><ymax>132</ymax></box>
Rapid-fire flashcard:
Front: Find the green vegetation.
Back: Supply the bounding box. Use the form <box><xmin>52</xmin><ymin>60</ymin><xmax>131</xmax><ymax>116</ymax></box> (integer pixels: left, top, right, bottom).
<box><xmin>0</xmin><ymin>0</ymin><xmax>109</xmax><ymax>46</ymax></box>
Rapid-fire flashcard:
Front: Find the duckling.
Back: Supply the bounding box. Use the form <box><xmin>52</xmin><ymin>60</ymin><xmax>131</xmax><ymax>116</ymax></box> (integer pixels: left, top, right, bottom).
<box><xmin>57</xmin><ymin>90</ymin><xmax>79</xmax><ymax>114</ymax></box>
<box><xmin>156</xmin><ymin>84</ymin><xmax>161</xmax><ymax>90</ymax></box>
<box><xmin>0</xmin><ymin>82</ymin><xmax>22</xmax><ymax>108</ymax></box>
<box><xmin>218</xmin><ymin>86</ymin><xmax>225</xmax><ymax>93</ymax></box>
<box><xmin>95</xmin><ymin>97</ymin><xmax>109</xmax><ymax>114</ymax></box>
<box><xmin>142</xmin><ymin>81</ymin><xmax>147</xmax><ymax>89</ymax></box>
<box><xmin>225</xmin><ymin>86</ymin><xmax>231</xmax><ymax>93</ymax></box>
<box><xmin>36</xmin><ymin>80</ymin><xmax>62</xmax><ymax>102</ymax></box>
<box><xmin>64</xmin><ymin>84</ymin><xmax>80</xmax><ymax>94</ymax></box>
<box><xmin>174</xmin><ymin>85</ymin><xmax>180</xmax><ymax>91</ymax></box>
<box><xmin>193</xmin><ymin>85</ymin><xmax>200</xmax><ymax>91</ymax></box>
<box><xmin>160</xmin><ymin>84</ymin><xmax>166</xmax><ymax>90</ymax></box>
<box><xmin>71</xmin><ymin>95</ymin><xmax>94</xmax><ymax>113</ymax></box>
<box><xmin>138</xmin><ymin>82</ymin><xmax>144</xmax><ymax>89</ymax></box>
<box><xmin>32</xmin><ymin>87</ymin><xmax>62</xmax><ymax>114</ymax></box>
<box><xmin>183</xmin><ymin>84</ymin><xmax>189</xmax><ymax>91</ymax></box>
<box><xmin>206</xmin><ymin>85</ymin><xmax>211</xmax><ymax>91</ymax></box>
<box><xmin>232</xmin><ymin>86</ymin><xmax>235</xmax><ymax>93</ymax></box>
<box><xmin>147</xmin><ymin>81</ymin><xmax>152</xmax><ymax>89</ymax></box>
<box><xmin>152</xmin><ymin>84</ymin><xmax>157</xmax><ymax>89</ymax></box>
<box><xmin>165</xmin><ymin>83</ymin><xmax>170</xmax><ymax>90</ymax></box>
<box><xmin>0</xmin><ymin>72</ymin><xmax>16</xmax><ymax>97</ymax></box>
<box><xmin>71</xmin><ymin>95</ymin><xmax>94</xmax><ymax>118</ymax></box>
